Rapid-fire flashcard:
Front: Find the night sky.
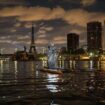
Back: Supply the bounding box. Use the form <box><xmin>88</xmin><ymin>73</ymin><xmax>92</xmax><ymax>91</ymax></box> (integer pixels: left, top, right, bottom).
<box><xmin>0</xmin><ymin>0</ymin><xmax>105</xmax><ymax>53</ymax></box>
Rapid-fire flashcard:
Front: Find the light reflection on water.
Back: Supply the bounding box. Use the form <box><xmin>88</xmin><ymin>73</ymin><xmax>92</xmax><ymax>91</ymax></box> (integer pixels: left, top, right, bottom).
<box><xmin>46</xmin><ymin>74</ymin><xmax>61</xmax><ymax>93</ymax></box>
<box><xmin>0</xmin><ymin>59</ymin><xmax>105</xmax><ymax>105</ymax></box>
<box><xmin>100</xmin><ymin>61</ymin><xmax>105</xmax><ymax>70</ymax></box>
<box><xmin>42</xmin><ymin>60</ymin><xmax>105</xmax><ymax>70</ymax></box>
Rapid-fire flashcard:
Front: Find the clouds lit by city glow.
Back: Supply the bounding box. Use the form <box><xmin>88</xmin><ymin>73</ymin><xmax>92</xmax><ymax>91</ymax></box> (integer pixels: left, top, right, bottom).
<box><xmin>0</xmin><ymin>0</ymin><xmax>105</xmax><ymax>53</ymax></box>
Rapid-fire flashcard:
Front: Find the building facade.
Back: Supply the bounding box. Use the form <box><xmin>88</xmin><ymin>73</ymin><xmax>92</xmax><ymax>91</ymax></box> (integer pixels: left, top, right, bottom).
<box><xmin>102</xmin><ymin>21</ymin><xmax>105</xmax><ymax>50</ymax></box>
<box><xmin>67</xmin><ymin>33</ymin><xmax>79</xmax><ymax>53</ymax></box>
<box><xmin>87</xmin><ymin>21</ymin><xmax>102</xmax><ymax>52</ymax></box>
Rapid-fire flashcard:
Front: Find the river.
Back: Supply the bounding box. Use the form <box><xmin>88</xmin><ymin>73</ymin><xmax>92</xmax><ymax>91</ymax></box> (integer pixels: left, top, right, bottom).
<box><xmin>0</xmin><ymin>59</ymin><xmax>105</xmax><ymax>105</ymax></box>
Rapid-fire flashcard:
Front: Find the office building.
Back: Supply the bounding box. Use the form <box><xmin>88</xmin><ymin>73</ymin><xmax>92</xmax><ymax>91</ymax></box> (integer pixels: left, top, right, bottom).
<box><xmin>102</xmin><ymin>21</ymin><xmax>105</xmax><ymax>50</ymax></box>
<box><xmin>67</xmin><ymin>33</ymin><xmax>79</xmax><ymax>53</ymax></box>
<box><xmin>87</xmin><ymin>21</ymin><xmax>102</xmax><ymax>52</ymax></box>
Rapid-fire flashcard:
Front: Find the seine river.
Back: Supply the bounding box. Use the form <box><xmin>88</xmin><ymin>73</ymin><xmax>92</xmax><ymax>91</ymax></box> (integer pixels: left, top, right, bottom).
<box><xmin>0</xmin><ymin>59</ymin><xmax>105</xmax><ymax>105</ymax></box>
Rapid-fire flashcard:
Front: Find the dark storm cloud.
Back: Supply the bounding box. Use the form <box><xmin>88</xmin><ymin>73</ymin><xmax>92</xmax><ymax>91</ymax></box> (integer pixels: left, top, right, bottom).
<box><xmin>1</xmin><ymin>6</ymin><xmax>103</xmax><ymax>27</ymax></box>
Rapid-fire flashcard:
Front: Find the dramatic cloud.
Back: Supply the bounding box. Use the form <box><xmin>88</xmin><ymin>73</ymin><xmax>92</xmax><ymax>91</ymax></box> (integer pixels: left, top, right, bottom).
<box><xmin>63</xmin><ymin>9</ymin><xmax>89</xmax><ymax>26</ymax></box>
<box><xmin>24</xmin><ymin>22</ymin><xmax>36</xmax><ymax>28</ymax></box>
<box><xmin>0</xmin><ymin>6</ymin><xmax>27</xmax><ymax>17</ymax></box>
<box><xmin>53</xmin><ymin>36</ymin><xmax>66</xmax><ymax>41</ymax></box>
<box><xmin>0</xmin><ymin>6</ymin><xmax>65</xmax><ymax>21</ymax></box>
<box><xmin>17</xmin><ymin>35</ymin><xmax>29</xmax><ymax>40</ymax></box>
<box><xmin>81</xmin><ymin>0</ymin><xmax>96</xmax><ymax>6</ymax></box>
<box><xmin>70</xmin><ymin>29</ymin><xmax>83</xmax><ymax>34</ymax></box>
<box><xmin>18</xmin><ymin>6</ymin><xmax>51</xmax><ymax>21</ymax></box>
<box><xmin>0</xmin><ymin>6</ymin><xmax>105</xmax><ymax>27</ymax></box>
<box><xmin>37</xmin><ymin>25</ymin><xmax>54</xmax><ymax>37</ymax></box>
<box><xmin>18</xmin><ymin>6</ymin><xmax>65</xmax><ymax>21</ymax></box>
<box><xmin>54</xmin><ymin>40</ymin><xmax>66</xmax><ymax>44</ymax></box>
<box><xmin>38</xmin><ymin>34</ymin><xmax>46</xmax><ymax>38</ymax></box>
<box><xmin>40</xmin><ymin>26</ymin><xmax>54</xmax><ymax>31</ymax></box>
<box><xmin>37</xmin><ymin>30</ymin><xmax>47</xmax><ymax>34</ymax></box>
<box><xmin>0</xmin><ymin>35</ymin><xmax>11</xmax><ymax>40</ymax></box>
<box><xmin>53</xmin><ymin>36</ymin><xmax>66</xmax><ymax>44</ymax></box>
<box><xmin>0</xmin><ymin>2</ymin><xmax>105</xmax><ymax>53</ymax></box>
<box><xmin>0</xmin><ymin>39</ymin><xmax>11</xmax><ymax>43</ymax></box>
<box><xmin>35</xmin><ymin>39</ymin><xmax>48</xmax><ymax>45</ymax></box>
<box><xmin>64</xmin><ymin>9</ymin><xmax>105</xmax><ymax>26</ymax></box>
<box><xmin>0</xmin><ymin>35</ymin><xmax>30</xmax><ymax>46</ymax></box>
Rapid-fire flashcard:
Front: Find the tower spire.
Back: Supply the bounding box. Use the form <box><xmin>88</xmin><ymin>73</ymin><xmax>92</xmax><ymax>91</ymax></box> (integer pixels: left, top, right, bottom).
<box><xmin>29</xmin><ymin>22</ymin><xmax>37</xmax><ymax>55</ymax></box>
<box><xmin>31</xmin><ymin>23</ymin><xmax>35</xmax><ymax>44</ymax></box>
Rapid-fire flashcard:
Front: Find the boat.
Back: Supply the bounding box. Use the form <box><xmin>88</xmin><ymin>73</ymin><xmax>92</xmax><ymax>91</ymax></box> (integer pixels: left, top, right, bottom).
<box><xmin>39</xmin><ymin>68</ymin><xmax>63</xmax><ymax>74</ymax></box>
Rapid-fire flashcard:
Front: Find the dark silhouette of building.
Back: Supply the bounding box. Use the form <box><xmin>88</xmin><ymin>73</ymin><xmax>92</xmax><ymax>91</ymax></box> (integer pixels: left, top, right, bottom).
<box><xmin>87</xmin><ymin>21</ymin><xmax>102</xmax><ymax>52</ymax></box>
<box><xmin>11</xmin><ymin>24</ymin><xmax>38</xmax><ymax>61</ymax></box>
<box><xmin>67</xmin><ymin>33</ymin><xmax>79</xmax><ymax>53</ymax></box>
<box><xmin>60</xmin><ymin>47</ymin><xmax>67</xmax><ymax>54</ymax></box>
<box><xmin>102</xmin><ymin>21</ymin><xmax>105</xmax><ymax>50</ymax></box>
<box><xmin>29</xmin><ymin>23</ymin><xmax>37</xmax><ymax>54</ymax></box>
<box><xmin>12</xmin><ymin>51</ymin><xmax>28</xmax><ymax>61</ymax></box>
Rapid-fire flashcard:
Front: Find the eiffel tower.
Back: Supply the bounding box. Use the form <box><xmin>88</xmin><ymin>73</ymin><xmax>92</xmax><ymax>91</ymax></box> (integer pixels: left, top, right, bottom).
<box><xmin>29</xmin><ymin>24</ymin><xmax>37</xmax><ymax>55</ymax></box>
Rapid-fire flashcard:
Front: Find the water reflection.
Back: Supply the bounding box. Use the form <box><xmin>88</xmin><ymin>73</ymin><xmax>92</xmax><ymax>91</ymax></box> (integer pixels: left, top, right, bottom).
<box><xmin>0</xmin><ymin>59</ymin><xmax>105</xmax><ymax>105</ymax></box>
<box><xmin>100</xmin><ymin>61</ymin><xmax>105</xmax><ymax>70</ymax></box>
<box><xmin>14</xmin><ymin>61</ymin><xmax>17</xmax><ymax>80</ymax></box>
<box><xmin>0</xmin><ymin>60</ymin><xmax>3</xmax><ymax>79</ymax></box>
<box><xmin>42</xmin><ymin>59</ymin><xmax>105</xmax><ymax>70</ymax></box>
<box><xmin>46</xmin><ymin>74</ymin><xmax>61</xmax><ymax>93</ymax></box>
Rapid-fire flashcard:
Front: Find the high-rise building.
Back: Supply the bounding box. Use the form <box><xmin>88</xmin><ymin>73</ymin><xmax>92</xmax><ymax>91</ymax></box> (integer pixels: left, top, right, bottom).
<box><xmin>102</xmin><ymin>21</ymin><xmax>105</xmax><ymax>50</ymax></box>
<box><xmin>29</xmin><ymin>23</ymin><xmax>37</xmax><ymax>54</ymax></box>
<box><xmin>87</xmin><ymin>21</ymin><xmax>102</xmax><ymax>52</ymax></box>
<box><xmin>67</xmin><ymin>33</ymin><xmax>79</xmax><ymax>53</ymax></box>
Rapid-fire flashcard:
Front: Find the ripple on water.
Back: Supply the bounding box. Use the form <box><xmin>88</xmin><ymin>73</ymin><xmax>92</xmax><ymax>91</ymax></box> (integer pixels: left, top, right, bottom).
<box><xmin>0</xmin><ymin>60</ymin><xmax>105</xmax><ymax>105</ymax></box>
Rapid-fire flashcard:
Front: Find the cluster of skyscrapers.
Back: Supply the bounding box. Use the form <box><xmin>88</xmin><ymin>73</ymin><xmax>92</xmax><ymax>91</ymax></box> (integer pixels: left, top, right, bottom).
<box><xmin>67</xmin><ymin>21</ymin><xmax>105</xmax><ymax>53</ymax></box>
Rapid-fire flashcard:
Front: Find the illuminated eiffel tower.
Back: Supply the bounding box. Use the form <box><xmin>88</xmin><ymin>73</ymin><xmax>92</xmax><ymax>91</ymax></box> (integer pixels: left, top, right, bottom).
<box><xmin>29</xmin><ymin>24</ymin><xmax>37</xmax><ymax>55</ymax></box>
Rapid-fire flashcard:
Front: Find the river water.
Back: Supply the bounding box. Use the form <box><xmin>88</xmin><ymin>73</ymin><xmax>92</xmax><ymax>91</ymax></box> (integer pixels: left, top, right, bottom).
<box><xmin>0</xmin><ymin>59</ymin><xmax>105</xmax><ymax>105</ymax></box>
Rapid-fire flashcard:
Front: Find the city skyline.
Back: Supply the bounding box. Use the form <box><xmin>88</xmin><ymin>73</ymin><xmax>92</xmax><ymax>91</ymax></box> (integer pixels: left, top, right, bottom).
<box><xmin>0</xmin><ymin>0</ymin><xmax>105</xmax><ymax>53</ymax></box>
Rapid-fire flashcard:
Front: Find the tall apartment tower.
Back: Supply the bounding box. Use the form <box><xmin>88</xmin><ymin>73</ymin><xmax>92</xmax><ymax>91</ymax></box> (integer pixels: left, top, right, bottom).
<box><xmin>102</xmin><ymin>21</ymin><xmax>105</xmax><ymax>50</ymax></box>
<box><xmin>67</xmin><ymin>33</ymin><xmax>79</xmax><ymax>53</ymax></box>
<box><xmin>29</xmin><ymin>24</ymin><xmax>37</xmax><ymax>54</ymax></box>
<box><xmin>87</xmin><ymin>21</ymin><xmax>102</xmax><ymax>52</ymax></box>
